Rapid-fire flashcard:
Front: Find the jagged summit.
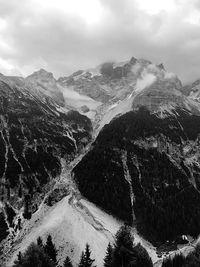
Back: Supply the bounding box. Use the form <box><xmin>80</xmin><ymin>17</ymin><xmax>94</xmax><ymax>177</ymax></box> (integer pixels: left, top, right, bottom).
<box><xmin>25</xmin><ymin>68</ymin><xmax>65</xmax><ymax>106</ymax></box>
<box><xmin>157</xmin><ymin>63</ymin><xmax>165</xmax><ymax>70</ymax></box>
<box><xmin>57</xmin><ymin>56</ymin><xmax>180</xmax><ymax>105</ymax></box>
<box><xmin>26</xmin><ymin>68</ymin><xmax>54</xmax><ymax>80</ymax></box>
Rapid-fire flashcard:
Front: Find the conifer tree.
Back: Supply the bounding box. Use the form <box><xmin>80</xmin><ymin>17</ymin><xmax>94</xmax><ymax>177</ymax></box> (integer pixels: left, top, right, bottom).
<box><xmin>78</xmin><ymin>252</ymin><xmax>85</xmax><ymax>267</ymax></box>
<box><xmin>131</xmin><ymin>243</ymin><xmax>153</xmax><ymax>267</ymax></box>
<box><xmin>78</xmin><ymin>244</ymin><xmax>95</xmax><ymax>267</ymax></box>
<box><xmin>13</xmin><ymin>243</ymin><xmax>55</xmax><ymax>267</ymax></box>
<box><xmin>103</xmin><ymin>243</ymin><xmax>113</xmax><ymax>267</ymax></box>
<box><xmin>45</xmin><ymin>234</ymin><xmax>57</xmax><ymax>264</ymax></box>
<box><xmin>84</xmin><ymin>243</ymin><xmax>95</xmax><ymax>267</ymax></box>
<box><xmin>63</xmin><ymin>256</ymin><xmax>73</xmax><ymax>267</ymax></box>
<box><xmin>37</xmin><ymin>236</ymin><xmax>43</xmax><ymax>247</ymax></box>
<box><xmin>112</xmin><ymin>225</ymin><xmax>134</xmax><ymax>267</ymax></box>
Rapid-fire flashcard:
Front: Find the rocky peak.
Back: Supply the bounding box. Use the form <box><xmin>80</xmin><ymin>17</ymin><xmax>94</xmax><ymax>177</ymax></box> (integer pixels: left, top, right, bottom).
<box><xmin>129</xmin><ymin>56</ymin><xmax>137</xmax><ymax>65</ymax></box>
<box><xmin>26</xmin><ymin>68</ymin><xmax>65</xmax><ymax>106</ymax></box>
<box><xmin>157</xmin><ymin>63</ymin><xmax>165</xmax><ymax>70</ymax></box>
<box><xmin>26</xmin><ymin>68</ymin><xmax>54</xmax><ymax>81</ymax></box>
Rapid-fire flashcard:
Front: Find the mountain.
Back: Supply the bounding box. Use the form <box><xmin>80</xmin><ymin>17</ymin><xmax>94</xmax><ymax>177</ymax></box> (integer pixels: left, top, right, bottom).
<box><xmin>72</xmin><ymin>58</ymin><xmax>200</xmax><ymax>246</ymax></box>
<box><xmin>58</xmin><ymin>57</ymin><xmax>144</xmax><ymax>103</ymax></box>
<box><xmin>0</xmin><ymin>77</ymin><xmax>92</xmax><ymax>264</ymax></box>
<box><xmin>25</xmin><ymin>69</ymin><xmax>65</xmax><ymax>106</ymax></box>
<box><xmin>1</xmin><ymin>56</ymin><xmax>200</xmax><ymax>267</ymax></box>
<box><xmin>58</xmin><ymin>57</ymin><xmax>200</xmax><ymax>132</ymax></box>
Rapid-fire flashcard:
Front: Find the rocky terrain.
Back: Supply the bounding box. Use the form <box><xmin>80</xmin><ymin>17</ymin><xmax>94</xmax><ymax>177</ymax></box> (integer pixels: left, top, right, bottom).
<box><xmin>1</xmin><ymin>56</ymin><xmax>200</xmax><ymax>266</ymax></box>
<box><xmin>0</xmin><ymin>77</ymin><xmax>92</xmax><ymax>262</ymax></box>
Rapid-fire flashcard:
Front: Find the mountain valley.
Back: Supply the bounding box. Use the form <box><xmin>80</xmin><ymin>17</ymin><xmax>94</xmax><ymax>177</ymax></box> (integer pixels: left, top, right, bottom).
<box><xmin>1</xmin><ymin>56</ymin><xmax>200</xmax><ymax>266</ymax></box>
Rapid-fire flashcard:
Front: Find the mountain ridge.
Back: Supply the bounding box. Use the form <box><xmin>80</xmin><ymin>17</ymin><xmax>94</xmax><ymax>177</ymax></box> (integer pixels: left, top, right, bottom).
<box><xmin>1</xmin><ymin>56</ymin><xmax>200</xmax><ymax>266</ymax></box>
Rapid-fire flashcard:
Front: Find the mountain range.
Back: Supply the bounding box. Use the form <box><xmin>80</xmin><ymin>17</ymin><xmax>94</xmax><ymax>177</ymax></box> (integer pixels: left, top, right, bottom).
<box><xmin>1</xmin><ymin>56</ymin><xmax>200</xmax><ymax>266</ymax></box>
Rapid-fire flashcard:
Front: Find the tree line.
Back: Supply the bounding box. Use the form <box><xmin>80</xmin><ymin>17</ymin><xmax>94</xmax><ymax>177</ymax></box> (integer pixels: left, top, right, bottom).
<box><xmin>12</xmin><ymin>226</ymin><xmax>153</xmax><ymax>267</ymax></box>
<box><xmin>162</xmin><ymin>243</ymin><xmax>200</xmax><ymax>267</ymax></box>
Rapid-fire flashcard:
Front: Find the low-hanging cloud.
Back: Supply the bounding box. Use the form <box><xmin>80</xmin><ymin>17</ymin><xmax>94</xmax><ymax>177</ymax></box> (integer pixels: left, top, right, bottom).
<box><xmin>135</xmin><ymin>72</ymin><xmax>157</xmax><ymax>93</ymax></box>
<box><xmin>0</xmin><ymin>0</ymin><xmax>200</xmax><ymax>83</ymax></box>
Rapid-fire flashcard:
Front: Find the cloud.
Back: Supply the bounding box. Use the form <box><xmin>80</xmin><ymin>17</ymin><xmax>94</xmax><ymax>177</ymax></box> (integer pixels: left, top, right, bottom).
<box><xmin>0</xmin><ymin>0</ymin><xmax>200</xmax><ymax>82</ymax></box>
<box><xmin>135</xmin><ymin>71</ymin><xmax>157</xmax><ymax>92</ymax></box>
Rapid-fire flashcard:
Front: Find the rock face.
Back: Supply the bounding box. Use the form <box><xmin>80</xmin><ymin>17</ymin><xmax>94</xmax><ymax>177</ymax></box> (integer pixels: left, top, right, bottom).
<box><xmin>57</xmin><ymin>57</ymin><xmax>151</xmax><ymax>103</ymax></box>
<box><xmin>0</xmin><ymin>78</ymin><xmax>92</xmax><ymax>247</ymax></box>
<box><xmin>58</xmin><ymin>57</ymin><xmax>187</xmax><ymax>131</ymax></box>
<box><xmin>25</xmin><ymin>69</ymin><xmax>65</xmax><ymax>106</ymax></box>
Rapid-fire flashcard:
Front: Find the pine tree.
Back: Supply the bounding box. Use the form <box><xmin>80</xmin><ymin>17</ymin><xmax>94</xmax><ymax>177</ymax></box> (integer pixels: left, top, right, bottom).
<box><xmin>78</xmin><ymin>252</ymin><xmax>85</xmax><ymax>267</ymax></box>
<box><xmin>84</xmin><ymin>243</ymin><xmax>95</xmax><ymax>267</ymax></box>
<box><xmin>13</xmin><ymin>243</ymin><xmax>55</xmax><ymax>267</ymax></box>
<box><xmin>37</xmin><ymin>236</ymin><xmax>43</xmax><ymax>247</ymax></box>
<box><xmin>63</xmin><ymin>256</ymin><xmax>73</xmax><ymax>267</ymax></box>
<box><xmin>103</xmin><ymin>243</ymin><xmax>113</xmax><ymax>267</ymax></box>
<box><xmin>112</xmin><ymin>225</ymin><xmax>134</xmax><ymax>267</ymax></box>
<box><xmin>45</xmin><ymin>234</ymin><xmax>57</xmax><ymax>264</ymax></box>
<box><xmin>131</xmin><ymin>243</ymin><xmax>153</xmax><ymax>267</ymax></box>
<box><xmin>78</xmin><ymin>244</ymin><xmax>95</xmax><ymax>267</ymax></box>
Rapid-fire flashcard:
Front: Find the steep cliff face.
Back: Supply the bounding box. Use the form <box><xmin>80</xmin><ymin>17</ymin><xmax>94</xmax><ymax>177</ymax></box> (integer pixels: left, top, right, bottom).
<box><xmin>0</xmin><ymin>79</ymin><xmax>92</xmax><ymax>245</ymax></box>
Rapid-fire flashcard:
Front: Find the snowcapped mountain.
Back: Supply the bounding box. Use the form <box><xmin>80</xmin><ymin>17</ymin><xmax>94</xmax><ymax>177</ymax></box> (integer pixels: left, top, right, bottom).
<box><xmin>1</xmin><ymin>56</ymin><xmax>200</xmax><ymax>267</ymax></box>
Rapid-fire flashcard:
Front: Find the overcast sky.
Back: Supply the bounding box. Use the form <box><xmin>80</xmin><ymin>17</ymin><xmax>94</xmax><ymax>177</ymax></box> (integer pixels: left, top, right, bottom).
<box><xmin>0</xmin><ymin>0</ymin><xmax>200</xmax><ymax>83</ymax></box>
